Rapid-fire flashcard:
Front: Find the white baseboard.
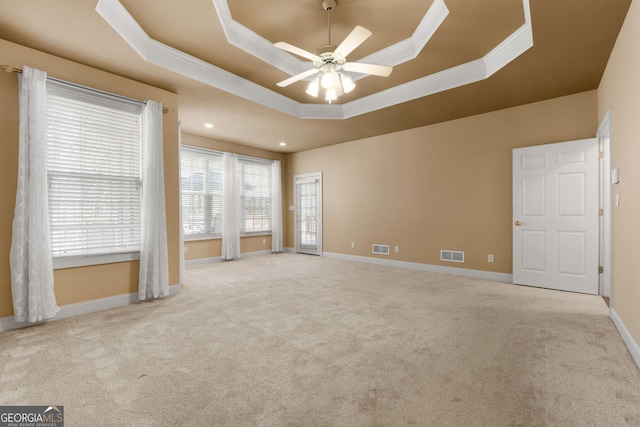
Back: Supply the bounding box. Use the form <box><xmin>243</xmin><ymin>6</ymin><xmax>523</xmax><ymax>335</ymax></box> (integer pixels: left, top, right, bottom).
<box><xmin>0</xmin><ymin>283</ymin><xmax>182</xmax><ymax>333</ymax></box>
<box><xmin>611</xmin><ymin>307</ymin><xmax>640</xmax><ymax>370</ymax></box>
<box><xmin>185</xmin><ymin>256</ymin><xmax>222</xmax><ymax>266</ymax></box>
<box><xmin>185</xmin><ymin>249</ymin><xmax>277</xmax><ymax>267</ymax></box>
<box><xmin>322</xmin><ymin>252</ymin><xmax>513</xmax><ymax>283</ymax></box>
<box><xmin>241</xmin><ymin>250</ymin><xmax>272</xmax><ymax>259</ymax></box>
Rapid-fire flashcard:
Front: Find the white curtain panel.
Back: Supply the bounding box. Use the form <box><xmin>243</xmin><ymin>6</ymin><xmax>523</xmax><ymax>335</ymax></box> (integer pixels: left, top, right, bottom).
<box><xmin>222</xmin><ymin>152</ymin><xmax>241</xmax><ymax>260</ymax></box>
<box><xmin>10</xmin><ymin>66</ymin><xmax>60</xmax><ymax>323</ymax></box>
<box><xmin>138</xmin><ymin>100</ymin><xmax>169</xmax><ymax>301</ymax></box>
<box><xmin>271</xmin><ymin>160</ymin><xmax>283</xmax><ymax>253</ymax></box>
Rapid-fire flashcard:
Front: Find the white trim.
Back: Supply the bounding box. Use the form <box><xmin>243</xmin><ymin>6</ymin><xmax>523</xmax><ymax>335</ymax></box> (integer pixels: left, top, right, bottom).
<box><xmin>53</xmin><ymin>252</ymin><xmax>140</xmax><ymax>270</ymax></box>
<box><xmin>96</xmin><ymin>0</ymin><xmax>533</xmax><ymax>121</ymax></box>
<box><xmin>184</xmin><ymin>234</ymin><xmax>222</xmax><ymax>242</ymax></box>
<box><xmin>597</xmin><ymin>109</ymin><xmax>613</xmax><ymax>298</ymax></box>
<box><xmin>211</xmin><ymin>0</ymin><xmax>312</xmax><ymax>77</ymax></box>
<box><xmin>611</xmin><ymin>308</ymin><xmax>640</xmax><ymax>370</ymax></box>
<box><xmin>241</xmin><ymin>249</ymin><xmax>272</xmax><ymax>259</ymax></box>
<box><xmin>210</xmin><ymin>0</ymin><xmax>449</xmax><ymax>80</ymax></box>
<box><xmin>0</xmin><ymin>284</ymin><xmax>182</xmax><ymax>332</ymax></box>
<box><xmin>323</xmin><ymin>252</ymin><xmax>513</xmax><ymax>283</ymax></box>
<box><xmin>484</xmin><ymin>3</ymin><xmax>533</xmax><ymax>78</ymax></box>
<box><xmin>179</xmin><ymin>120</ymin><xmax>185</xmax><ymax>285</ymax></box>
<box><xmin>185</xmin><ymin>256</ymin><xmax>222</xmax><ymax>266</ymax></box>
<box><xmin>184</xmin><ymin>249</ymin><xmax>274</xmax><ymax>267</ymax></box>
<box><xmin>356</xmin><ymin>0</ymin><xmax>449</xmax><ymax>69</ymax></box>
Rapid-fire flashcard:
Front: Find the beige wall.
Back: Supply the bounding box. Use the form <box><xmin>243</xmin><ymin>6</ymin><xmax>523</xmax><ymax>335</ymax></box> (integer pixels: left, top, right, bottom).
<box><xmin>181</xmin><ymin>133</ymin><xmax>286</xmax><ymax>261</ymax></box>
<box><xmin>0</xmin><ymin>39</ymin><xmax>180</xmax><ymax>318</ymax></box>
<box><xmin>598</xmin><ymin>1</ymin><xmax>640</xmax><ymax>344</ymax></box>
<box><xmin>286</xmin><ymin>91</ymin><xmax>598</xmax><ymax>273</ymax></box>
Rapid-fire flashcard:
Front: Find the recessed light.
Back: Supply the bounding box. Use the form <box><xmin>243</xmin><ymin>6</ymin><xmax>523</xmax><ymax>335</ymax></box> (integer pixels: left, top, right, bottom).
<box><xmin>279</xmin><ymin>142</ymin><xmax>287</xmax><ymax>147</ymax></box>
<box><xmin>203</xmin><ymin>123</ymin><xmax>214</xmax><ymax>129</ymax></box>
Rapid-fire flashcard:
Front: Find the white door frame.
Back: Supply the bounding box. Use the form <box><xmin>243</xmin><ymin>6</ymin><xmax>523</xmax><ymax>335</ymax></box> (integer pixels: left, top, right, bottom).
<box><xmin>294</xmin><ymin>172</ymin><xmax>322</xmax><ymax>255</ymax></box>
<box><xmin>597</xmin><ymin>109</ymin><xmax>613</xmax><ymax>298</ymax></box>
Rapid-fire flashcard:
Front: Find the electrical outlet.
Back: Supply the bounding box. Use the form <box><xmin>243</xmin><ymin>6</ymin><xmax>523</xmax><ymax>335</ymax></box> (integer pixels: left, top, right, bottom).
<box><xmin>351</xmin><ymin>242</ymin><xmax>355</xmax><ymax>249</ymax></box>
<box><xmin>183</xmin><ymin>246</ymin><xmax>188</xmax><ymax>254</ymax></box>
<box><xmin>262</xmin><ymin>239</ymin><xmax>266</xmax><ymax>245</ymax></box>
<box><xmin>395</xmin><ymin>246</ymin><xmax>399</xmax><ymax>253</ymax></box>
<box><xmin>488</xmin><ymin>254</ymin><xmax>494</xmax><ymax>262</ymax></box>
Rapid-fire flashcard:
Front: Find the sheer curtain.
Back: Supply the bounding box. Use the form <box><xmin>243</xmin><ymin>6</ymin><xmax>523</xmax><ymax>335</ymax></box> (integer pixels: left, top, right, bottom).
<box><xmin>138</xmin><ymin>100</ymin><xmax>169</xmax><ymax>301</ymax></box>
<box><xmin>271</xmin><ymin>160</ymin><xmax>283</xmax><ymax>253</ymax></box>
<box><xmin>10</xmin><ymin>66</ymin><xmax>60</xmax><ymax>323</ymax></box>
<box><xmin>222</xmin><ymin>152</ymin><xmax>241</xmax><ymax>260</ymax></box>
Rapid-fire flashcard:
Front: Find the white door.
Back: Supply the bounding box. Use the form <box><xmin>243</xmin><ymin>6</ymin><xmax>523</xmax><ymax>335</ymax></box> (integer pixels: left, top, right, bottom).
<box><xmin>512</xmin><ymin>138</ymin><xmax>599</xmax><ymax>294</ymax></box>
<box><xmin>294</xmin><ymin>172</ymin><xmax>322</xmax><ymax>256</ymax></box>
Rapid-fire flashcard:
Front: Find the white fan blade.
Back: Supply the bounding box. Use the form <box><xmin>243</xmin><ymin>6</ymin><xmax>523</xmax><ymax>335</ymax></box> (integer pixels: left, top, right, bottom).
<box><xmin>277</xmin><ymin>68</ymin><xmax>320</xmax><ymax>87</ymax></box>
<box><xmin>274</xmin><ymin>42</ymin><xmax>321</xmax><ymax>62</ymax></box>
<box><xmin>335</xmin><ymin>26</ymin><xmax>372</xmax><ymax>58</ymax></box>
<box><xmin>343</xmin><ymin>62</ymin><xmax>393</xmax><ymax>77</ymax></box>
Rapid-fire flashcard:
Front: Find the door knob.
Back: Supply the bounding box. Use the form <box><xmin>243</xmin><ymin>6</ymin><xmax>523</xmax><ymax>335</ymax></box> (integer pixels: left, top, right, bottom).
<box><xmin>514</xmin><ymin>220</ymin><xmax>521</xmax><ymax>226</ymax></box>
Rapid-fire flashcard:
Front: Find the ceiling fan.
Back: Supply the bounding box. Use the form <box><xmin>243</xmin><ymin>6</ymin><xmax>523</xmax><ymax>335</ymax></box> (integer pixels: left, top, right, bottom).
<box><xmin>274</xmin><ymin>0</ymin><xmax>393</xmax><ymax>103</ymax></box>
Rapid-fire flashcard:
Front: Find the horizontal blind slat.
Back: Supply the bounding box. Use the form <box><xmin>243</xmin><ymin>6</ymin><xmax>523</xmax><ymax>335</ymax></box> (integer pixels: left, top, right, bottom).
<box><xmin>47</xmin><ymin>81</ymin><xmax>142</xmax><ymax>259</ymax></box>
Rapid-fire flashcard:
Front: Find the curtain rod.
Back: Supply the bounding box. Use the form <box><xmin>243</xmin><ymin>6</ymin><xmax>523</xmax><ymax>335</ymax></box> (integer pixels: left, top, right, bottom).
<box><xmin>2</xmin><ymin>64</ymin><xmax>168</xmax><ymax>114</ymax></box>
<box><xmin>2</xmin><ymin>65</ymin><xmax>21</xmax><ymax>74</ymax></box>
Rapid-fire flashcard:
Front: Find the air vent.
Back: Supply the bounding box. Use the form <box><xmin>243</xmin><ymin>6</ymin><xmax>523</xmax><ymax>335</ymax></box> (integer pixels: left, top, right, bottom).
<box><xmin>440</xmin><ymin>250</ymin><xmax>464</xmax><ymax>263</ymax></box>
<box><xmin>372</xmin><ymin>244</ymin><xmax>390</xmax><ymax>255</ymax></box>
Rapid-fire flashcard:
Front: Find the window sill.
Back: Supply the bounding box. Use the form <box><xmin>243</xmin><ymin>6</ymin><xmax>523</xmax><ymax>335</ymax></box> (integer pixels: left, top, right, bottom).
<box><xmin>184</xmin><ymin>234</ymin><xmax>222</xmax><ymax>241</ymax></box>
<box><xmin>241</xmin><ymin>231</ymin><xmax>273</xmax><ymax>237</ymax></box>
<box><xmin>53</xmin><ymin>252</ymin><xmax>140</xmax><ymax>270</ymax></box>
<box><xmin>184</xmin><ymin>232</ymin><xmax>272</xmax><ymax>242</ymax></box>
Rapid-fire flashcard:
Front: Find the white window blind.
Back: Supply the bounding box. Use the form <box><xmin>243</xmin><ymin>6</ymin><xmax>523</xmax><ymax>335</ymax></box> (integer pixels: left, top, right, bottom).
<box><xmin>181</xmin><ymin>147</ymin><xmax>223</xmax><ymax>237</ymax></box>
<box><xmin>239</xmin><ymin>158</ymin><xmax>272</xmax><ymax>233</ymax></box>
<box><xmin>46</xmin><ymin>80</ymin><xmax>143</xmax><ymax>259</ymax></box>
<box><xmin>180</xmin><ymin>147</ymin><xmax>273</xmax><ymax>237</ymax></box>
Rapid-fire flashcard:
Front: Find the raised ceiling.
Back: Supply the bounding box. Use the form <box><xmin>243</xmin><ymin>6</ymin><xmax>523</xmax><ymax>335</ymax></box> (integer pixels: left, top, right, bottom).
<box><xmin>0</xmin><ymin>0</ymin><xmax>632</xmax><ymax>153</ymax></box>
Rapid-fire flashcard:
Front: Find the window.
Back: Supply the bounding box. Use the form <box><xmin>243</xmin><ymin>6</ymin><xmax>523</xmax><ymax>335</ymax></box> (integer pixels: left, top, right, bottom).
<box><xmin>46</xmin><ymin>80</ymin><xmax>143</xmax><ymax>262</ymax></box>
<box><xmin>239</xmin><ymin>158</ymin><xmax>272</xmax><ymax>233</ymax></box>
<box><xmin>181</xmin><ymin>147</ymin><xmax>223</xmax><ymax>238</ymax></box>
<box><xmin>180</xmin><ymin>147</ymin><xmax>274</xmax><ymax>238</ymax></box>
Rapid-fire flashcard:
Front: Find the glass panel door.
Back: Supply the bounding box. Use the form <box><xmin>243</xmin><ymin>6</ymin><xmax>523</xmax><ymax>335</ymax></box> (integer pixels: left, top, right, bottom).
<box><xmin>295</xmin><ymin>173</ymin><xmax>322</xmax><ymax>255</ymax></box>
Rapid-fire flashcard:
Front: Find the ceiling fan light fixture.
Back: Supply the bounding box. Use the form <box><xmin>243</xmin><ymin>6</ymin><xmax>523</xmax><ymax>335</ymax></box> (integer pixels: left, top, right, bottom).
<box><xmin>274</xmin><ymin>0</ymin><xmax>392</xmax><ymax>104</ymax></box>
<box><xmin>321</xmin><ymin>68</ymin><xmax>335</xmax><ymax>89</ymax></box>
<box><xmin>306</xmin><ymin>76</ymin><xmax>320</xmax><ymax>97</ymax></box>
<box><xmin>325</xmin><ymin>88</ymin><xmax>337</xmax><ymax>103</ymax></box>
<box><xmin>340</xmin><ymin>74</ymin><xmax>355</xmax><ymax>93</ymax></box>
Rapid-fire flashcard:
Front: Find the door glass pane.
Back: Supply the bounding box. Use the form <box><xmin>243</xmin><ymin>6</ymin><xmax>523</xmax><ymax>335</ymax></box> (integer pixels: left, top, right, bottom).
<box><xmin>299</xmin><ymin>181</ymin><xmax>317</xmax><ymax>247</ymax></box>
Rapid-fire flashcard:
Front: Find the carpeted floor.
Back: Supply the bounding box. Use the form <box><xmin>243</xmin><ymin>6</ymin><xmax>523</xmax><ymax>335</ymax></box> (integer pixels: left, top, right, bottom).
<box><xmin>1</xmin><ymin>253</ymin><xmax>639</xmax><ymax>426</ymax></box>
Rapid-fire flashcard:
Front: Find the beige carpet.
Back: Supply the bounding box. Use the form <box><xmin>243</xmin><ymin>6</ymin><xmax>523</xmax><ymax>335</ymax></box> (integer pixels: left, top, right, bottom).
<box><xmin>1</xmin><ymin>253</ymin><xmax>639</xmax><ymax>426</ymax></box>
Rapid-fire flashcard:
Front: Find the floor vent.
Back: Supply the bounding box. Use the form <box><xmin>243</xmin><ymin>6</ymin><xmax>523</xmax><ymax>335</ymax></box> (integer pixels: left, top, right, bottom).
<box><xmin>440</xmin><ymin>250</ymin><xmax>465</xmax><ymax>263</ymax></box>
<box><xmin>372</xmin><ymin>244</ymin><xmax>390</xmax><ymax>255</ymax></box>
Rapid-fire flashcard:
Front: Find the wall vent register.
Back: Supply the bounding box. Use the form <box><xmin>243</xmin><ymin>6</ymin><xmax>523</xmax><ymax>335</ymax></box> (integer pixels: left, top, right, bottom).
<box><xmin>372</xmin><ymin>244</ymin><xmax>390</xmax><ymax>255</ymax></box>
<box><xmin>440</xmin><ymin>250</ymin><xmax>465</xmax><ymax>263</ymax></box>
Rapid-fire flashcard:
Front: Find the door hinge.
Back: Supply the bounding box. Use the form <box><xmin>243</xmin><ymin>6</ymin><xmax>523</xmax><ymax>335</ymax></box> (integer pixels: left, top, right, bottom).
<box><xmin>599</xmin><ymin>151</ymin><xmax>604</xmax><ymax>159</ymax></box>
<box><xmin>599</xmin><ymin>266</ymin><xmax>604</xmax><ymax>274</ymax></box>
<box><xmin>599</xmin><ymin>208</ymin><xmax>604</xmax><ymax>216</ymax></box>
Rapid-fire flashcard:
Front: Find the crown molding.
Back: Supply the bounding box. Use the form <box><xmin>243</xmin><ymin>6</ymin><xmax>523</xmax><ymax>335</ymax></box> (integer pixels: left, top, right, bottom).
<box><xmin>357</xmin><ymin>0</ymin><xmax>449</xmax><ymax>69</ymax></box>
<box><xmin>211</xmin><ymin>0</ymin><xmax>307</xmax><ymax>76</ymax></box>
<box><xmin>210</xmin><ymin>0</ymin><xmax>449</xmax><ymax>84</ymax></box>
<box><xmin>95</xmin><ymin>0</ymin><xmax>150</xmax><ymax>59</ymax></box>
<box><xmin>96</xmin><ymin>0</ymin><xmax>532</xmax><ymax>121</ymax></box>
